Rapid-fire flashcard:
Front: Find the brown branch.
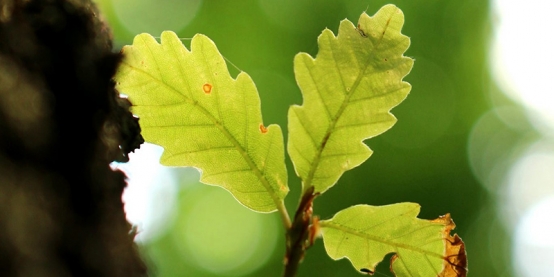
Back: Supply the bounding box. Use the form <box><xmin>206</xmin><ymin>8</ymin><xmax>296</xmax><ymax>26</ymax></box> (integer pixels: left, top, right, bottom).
<box><xmin>283</xmin><ymin>186</ymin><xmax>318</xmax><ymax>277</ymax></box>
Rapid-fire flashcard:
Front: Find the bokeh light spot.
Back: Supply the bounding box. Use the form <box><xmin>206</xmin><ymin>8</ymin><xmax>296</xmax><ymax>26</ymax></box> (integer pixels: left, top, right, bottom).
<box><xmin>112</xmin><ymin>0</ymin><xmax>202</xmax><ymax>36</ymax></box>
<box><xmin>490</xmin><ymin>1</ymin><xmax>554</xmax><ymax>275</ymax></box>
<box><xmin>174</xmin><ymin>185</ymin><xmax>279</xmax><ymax>276</ymax></box>
<box><xmin>513</xmin><ymin>197</ymin><xmax>554</xmax><ymax>277</ymax></box>
<box><xmin>491</xmin><ymin>0</ymin><xmax>554</xmax><ymax>134</ymax></box>
<box><xmin>467</xmin><ymin>108</ymin><xmax>529</xmax><ymax>192</ymax></box>
<box><xmin>258</xmin><ymin>0</ymin><xmax>343</xmax><ymax>34</ymax></box>
<box><xmin>506</xmin><ymin>141</ymin><xmax>554</xmax><ymax>220</ymax></box>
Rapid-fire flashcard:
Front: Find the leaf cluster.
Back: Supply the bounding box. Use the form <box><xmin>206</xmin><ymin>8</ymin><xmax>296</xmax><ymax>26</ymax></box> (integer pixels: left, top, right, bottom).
<box><xmin>114</xmin><ymin>4</ymin><xmax>467</xmax><ymax>277</ymax></box>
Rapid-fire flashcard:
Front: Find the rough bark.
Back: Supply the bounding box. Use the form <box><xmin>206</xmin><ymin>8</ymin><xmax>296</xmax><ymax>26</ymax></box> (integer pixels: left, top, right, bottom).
<box><xmin>0</xmin><ymin>0</ymin><xmax>146</xmax><ymax>276</ymax></box>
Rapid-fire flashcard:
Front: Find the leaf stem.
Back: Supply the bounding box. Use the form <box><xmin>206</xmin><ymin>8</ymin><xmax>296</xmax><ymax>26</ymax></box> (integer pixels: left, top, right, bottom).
<box><xmin>278</xmin><ymin>200</ymin><xmax>292</xmax><ymax>229</ymax></box>
<box><xmin>283</xmin><ymin>187</ymin><xmax>317</xmax><ymax>277</ymax></box>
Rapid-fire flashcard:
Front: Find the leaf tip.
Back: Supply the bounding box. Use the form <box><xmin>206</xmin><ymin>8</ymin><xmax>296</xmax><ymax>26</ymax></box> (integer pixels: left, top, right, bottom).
<box><xmin>160</xmin><ymin>30</ymin><xmax>177</xmax><ymax>39</ymax></box>
<box><xmin>133</xmin><ymin>32</ymin><xmax>158</xmax><ymax>46</ymax></box>
<box><xmin>378</xmin><ymin>4</ymin><xmax>403</xmax><ymax>16</ymax></box>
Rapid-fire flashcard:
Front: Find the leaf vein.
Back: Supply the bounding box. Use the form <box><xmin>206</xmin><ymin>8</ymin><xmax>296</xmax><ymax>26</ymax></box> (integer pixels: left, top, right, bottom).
<box><xmin>203</xmin><ymin>168</ymin><xmax>251</xmax><ymax>178</ymax></box>
<box><xmin>321</xmin><ymin>221</ymin><xmax>444</xmax><ymax>260</ymax></box>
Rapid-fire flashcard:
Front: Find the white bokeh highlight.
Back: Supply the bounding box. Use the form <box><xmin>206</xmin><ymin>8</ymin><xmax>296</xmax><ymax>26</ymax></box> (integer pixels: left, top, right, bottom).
<box><xmin>111</xmin><ymin>143</ymin><xmax>179</xmax><ymax>243</ymax></box>
<box><xmin>491</xmin><ymin>1</ymin><xmax>554</xmax><ymax>276</ymax></box>
<box><xmin>490</xmin><ymin>0</ymin><xmax>554</xmax><ymax>134</ymax></box>
<box><xmin>513</xmin><ymin>197</ymin><xmax>554</xmax><ymax>277</ymax></box>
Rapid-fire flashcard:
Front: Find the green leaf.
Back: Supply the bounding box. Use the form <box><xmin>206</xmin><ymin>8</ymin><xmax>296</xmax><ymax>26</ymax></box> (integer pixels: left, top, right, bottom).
<box><xmin>319</xmin><ymin>203</ymin><xmax>467</xmax><ymax>276</ymax></box>
<box><xmin>287</xmin><ymin>4</ymin><xmax>413</xmax><ymax>194</ymax></box>
<box><xmin>114</xmin><ymin>31</ymin><xmax>288</xmax><ymax>213</ymax></box>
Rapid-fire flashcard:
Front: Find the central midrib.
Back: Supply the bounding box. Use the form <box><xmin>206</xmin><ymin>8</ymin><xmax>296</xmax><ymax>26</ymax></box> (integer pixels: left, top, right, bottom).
<box><xmin>319</xmin><ymin>220</ymin><xmax>445</xmax><ymax>261</ymax></box>
<box><xmin>120</xmin><ymin>61</ymin><xmax>283</xmax><ymax>213</ymax></box>
<box><xmin>302</xmin><ymin>16</ymin><xmax>394</xmax><ymax>193</ymax></box>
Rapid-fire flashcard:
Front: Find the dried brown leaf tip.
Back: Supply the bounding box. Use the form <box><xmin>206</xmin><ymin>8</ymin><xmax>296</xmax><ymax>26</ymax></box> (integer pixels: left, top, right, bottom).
<box><xmin>433</xmin><ymin>214</ymin><xmax>468</xmax><ymax>277</ymax></box>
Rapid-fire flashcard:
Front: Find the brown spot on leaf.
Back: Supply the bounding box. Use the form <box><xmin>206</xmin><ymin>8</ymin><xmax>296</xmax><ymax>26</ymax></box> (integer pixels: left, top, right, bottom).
<box><xmin>389</xmin><ymin>214</ymin><xmax>467</xmax><ymax>277</ymax></box>
<box><xmin>356</xmin><ymin>23</ymin><xmax>367</xmax><ymax>37</ymax></box>
<box><xmin>390</xmin><ymin>254</ymin><xmax>398</xmax><ymax>272</ymax></box>
<box><xmin>434</xmin><ymin>214</ymin><xmax>468</xmax><ymax>277</ymax></box>
<box><xmin>203</xmin><ymin>83</ymin><xmax>212</xmax><ymax>94</ymax></box>
<box><xmin>441</xmin><ymin>234</ymin><xmax>467</xmax><ymax>277</ymax></box>
<box><xmin>259</xmin><ymin>124</ymin><xmax>267</xmax><ymax>133</ymax></box>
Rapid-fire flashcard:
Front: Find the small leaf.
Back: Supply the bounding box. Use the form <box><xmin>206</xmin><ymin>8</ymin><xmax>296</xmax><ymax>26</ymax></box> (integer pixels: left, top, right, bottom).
<box><xmin>288</xmin><ymin>4</ymin><xmax>413</xmax><ymax>194</ymax></box>
<box><xmin>319</xmin><ymin>203</ymin><xmax>467</xmax><ymax>277</ymax></box>
<box><xmin>115</xmin><ymin>31</ymin><xmax>288</xmax><ymax>212</ymax></box>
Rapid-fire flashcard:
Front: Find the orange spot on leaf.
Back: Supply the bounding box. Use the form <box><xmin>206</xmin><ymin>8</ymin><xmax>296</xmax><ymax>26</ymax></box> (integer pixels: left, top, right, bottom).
<box><xmin>203</xmin><ymin>83</ymin><xmax>212</xmax><ymax>94</ymax></box>
<box><xmin>259</xmin><ymin>124</ymin><xmax>268</xmax><ymax>133</ymax></box>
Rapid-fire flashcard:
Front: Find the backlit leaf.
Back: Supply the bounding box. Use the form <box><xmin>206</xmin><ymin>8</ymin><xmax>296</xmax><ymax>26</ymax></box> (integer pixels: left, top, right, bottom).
<box><xmin>319</xmin><ymin>203</ymin><xmax>467</xmax><ymax>276</ymax></box>
<box><xmin>288</xmin><ymin>4</ymin><xmax>413</xmax><ymax>194</ymax></box>
<box><xmin>114</xmin><ymin>31</ymin><xmax>288</xmax><ymax>212</ymax></box>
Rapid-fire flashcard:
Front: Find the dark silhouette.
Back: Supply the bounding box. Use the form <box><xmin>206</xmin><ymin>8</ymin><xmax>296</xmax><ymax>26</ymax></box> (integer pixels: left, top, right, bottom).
<box><xmin>0</xmin><ymin>0</ymin><xmax>145</xmax><ymax>276</ymax></box>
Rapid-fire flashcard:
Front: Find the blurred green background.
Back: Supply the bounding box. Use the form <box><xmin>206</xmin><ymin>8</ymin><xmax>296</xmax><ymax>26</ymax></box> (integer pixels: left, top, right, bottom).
<box><xmin>103</xmin><ymin>0</ymin><xmax>554</xmax><ymax>276</ymax></box>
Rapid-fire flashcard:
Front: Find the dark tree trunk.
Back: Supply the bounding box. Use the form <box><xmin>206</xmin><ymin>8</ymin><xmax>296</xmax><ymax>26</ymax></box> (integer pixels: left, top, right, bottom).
<box><xmin>0</xmin><ymin>0</ymin><xmax>146</xmax><ymax>276</ymax></box>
